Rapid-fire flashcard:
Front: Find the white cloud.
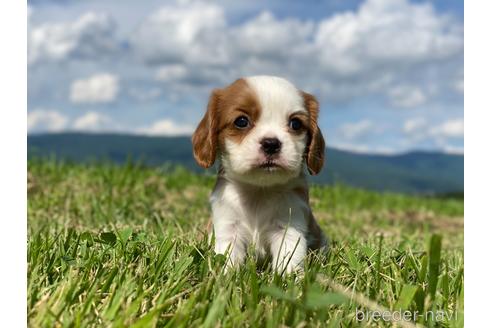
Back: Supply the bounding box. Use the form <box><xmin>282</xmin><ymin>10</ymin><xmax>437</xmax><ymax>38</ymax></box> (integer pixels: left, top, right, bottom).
<box><xmin>29</xmin><ymin>0</ymin><xmax>463</xmax><ymax>108</ymax></box>
<box><xmin>138</xmin><ymin>119</ymin><xmax>194</xmax><ymax>136</ymax></box>
<box><xmin>28</xmin><ymin>12</ymin><xmax>117</xmax><ymax>65</ymax></box>
<box><xmin>129</xmin><ymin>0</ymin><xmax>462</xmax><ymax>105</ymax></box>
<box><xmin>73</xmin><ymin>111</ymin><xmax>111</xmax><ymax>131</ymax></box>
<box><xmin>330</xmin><ymin>141</ymin><xmax>397</xmax><ymax>155</ymax></box>
<box><xmin>155</xmin><ymin>64</ymin><xmax>188</xmax><ymax>82</ymax></box>
<box><xmin>402</xmin><ymin>117</ymin><xmax>463</xmax><ymax>149</ymax></box>
<box><xmin>70</xmin><ymin>73</ymin><xmax>119</xmax><ymax>104</ymax></box>
<box><xmin>453</xmin><ymin>79</ymin><xmax>464</xmax><ymax>93</ymax></box>
<box><xmin>442</xmin><ymin>145</ymin><xmax>464</xmax><ymax>155</ymax></box>
<box><xmin>315</xmin><ymin>0</ymin><xmax>462</xmax><ymax>69</ymax></box>
<box><xmin>332</xmin><ymin>142</ymin><xmax>371</xmax><ymax>153</ymax></box>
<box><xmin>233</xmin><ymin>11</ymin><xmax>314</xmax><ymax>58</ymax></box>
<box><xmin>130</xmin><ymin>1</ymin><xmax>227</xmax><ymax>66</ymax></box>
<box><xmin>403</xmin><ymin>117</ymin><xmax>427</xmax><ymax>134</ymax></box>
<box><xmin>339</xmin><ymin>120</ymin><xmax>374</xmax><ymax>140</ymax></box>
<box><xmin>27</xmin><ymin>109</ymin><xmax>115</xmax><ymax>133</ymax></box>
<box><xmin>313</xmin><ymin>0</ymin><xmax>462</xmax><ymax>102</ymax></box>
<box><xmin>431</xmin><ymin>119</ymin><xmax>464</xmax><ymax>138</ymax></box>
<box><xmin>27</xmin><ymin>110</ymin><xmax>68</xmax><ymax>132</ymax></box>
<box><xmin>402</xmin><ymin>117</ymin><xmax>430</xmax><ymax>143</ymax></box>
<box><xmin>389</xmin><ymin>85</ymin><xmax>427</xmax><ymax>108</ymax></box>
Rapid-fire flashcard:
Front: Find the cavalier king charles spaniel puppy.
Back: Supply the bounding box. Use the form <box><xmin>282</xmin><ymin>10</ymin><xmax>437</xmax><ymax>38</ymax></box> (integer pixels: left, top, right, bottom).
<box><xmin>192</xmin><ymin>75</ymin><xmax>328</xmax><ymax>273</ymax></box>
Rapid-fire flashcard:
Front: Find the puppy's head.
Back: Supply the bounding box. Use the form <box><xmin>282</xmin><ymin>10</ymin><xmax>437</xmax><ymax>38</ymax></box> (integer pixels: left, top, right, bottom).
<box><xmin>192</xmin><ymin>76</ymin><xmax>325</xmax><ymax>186</ymax></box>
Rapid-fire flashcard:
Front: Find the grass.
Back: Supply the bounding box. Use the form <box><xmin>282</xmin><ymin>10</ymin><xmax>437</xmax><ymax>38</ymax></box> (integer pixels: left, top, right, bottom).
<box><xmin>27</xmin><ymin>160</ymin><xmax>464</xmax><ymax>327</ymax></box>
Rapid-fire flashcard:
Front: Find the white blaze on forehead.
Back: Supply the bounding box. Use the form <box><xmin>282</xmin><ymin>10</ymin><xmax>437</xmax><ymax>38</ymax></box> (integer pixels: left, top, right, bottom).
<box><xmin>245</xmin><ymin>76</ymin><xmax>306</xmax><ymax>124</ymax></box>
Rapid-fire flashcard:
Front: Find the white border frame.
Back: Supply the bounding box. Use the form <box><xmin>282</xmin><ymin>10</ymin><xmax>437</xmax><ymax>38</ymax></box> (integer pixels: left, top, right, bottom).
<box><xmin>0</xmin><ymin>0</ymin><xmax>27</xmax><ymax>326</ymax></box>
<box><xmin>465</xmin><ymin>1</ymin><xmax>492</xmax><ymax>327</ymax></box>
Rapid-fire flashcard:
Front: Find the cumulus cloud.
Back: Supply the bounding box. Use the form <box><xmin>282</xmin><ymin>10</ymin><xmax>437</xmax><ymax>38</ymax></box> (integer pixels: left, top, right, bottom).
<box><xmin>130</xmin><ymin>1</ymin><xmax>228</xmax><ymax>66</ymax></box>
<box><xmin>388</xmin><ymin>85</ymin><xmax>427</xmax><ymax>108</ymax></box>
<box><xmin>331</xmin><ymin>142</ymin><xmax>371</xmax><ymax>153</ymax></box>
<box><xmin>453</xmin><ymin>79</ymin><xmax>464</xmax><ymax>93</ymax></box>
<box><xmin>73</xmin><ymin>111</ymin><xmax>111</xmax><ymax>131</ymax></box>
<box><xmin>339</xmin><ymin>120</ymin><xmax>375</xmax><ymax>140</ymax></box>
<box><xmin>442</xmin><ymin>145</ymin><xmax>464</xmax><ymax>155</ymax></box>
<box><xmin>28</xmin><ymin>110</ymin><xmax>68</xmax><ymax>132</ymax></box>
<box><xmin>402</xmin><ymin>117</ymin><xmax>464</xmax><ymax>149</ymax></box>
<box><xmin>312</xmin><ymin>0</ymin><xmax>463</xmax><ymax>102</ymax></box>
<box><xmin>315</xmin><ymin>0</ymin><xmax>462</xmax><ymax>71</ymax></box>
<box><xmin>28</xmin><ymin>0</ymin><xmax>463</xmax><ymax>108</ymax></box>
<box><xmin>70</xmin><ymin>73</ymin><xmax>119</xmax><ymax>104</ymax></box>
<box><xmin>233</xmin><ymin>11</ymin><xmax>314</xmax><ymax>59</ymax></box>
<box><xmin>28</xmin><ymin>12</ymin><xmax>117</xmax><ymax>65</ymax></box>
<box><xmin>329</xmin><ymin>141</ymin><xmax>396</xmax><ymax>154</ymax></box>
<box><xmin>27</xmin><ymin>110</ymin><xmax>115</xmax><ymax>133</ymax></box>
<box><xmin>138</xmin><ymin>119</ymin><xmax>195</xmax><ymax>136</ymax></box>
<box><xmin>155</xmin><ymin>64</ymin><xmax>188</xmax><ymax>82</ymax></box>
<box><xmin>127</xmin><ymin>0</ymin><xmax>463</xmax><ymax>106</ymax></box>
<box><xmin>403</xmin><ymin>117</ymin><xmax>427</xmax><ymax>134</ymax></box>
<box><xmin>431</xmin><ymin>119</ymin><xmax>464</xmax><ymax>138</ymax></box>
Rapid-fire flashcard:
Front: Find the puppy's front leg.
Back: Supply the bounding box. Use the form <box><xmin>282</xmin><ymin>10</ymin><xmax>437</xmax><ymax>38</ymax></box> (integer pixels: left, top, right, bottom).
<box><xmin>269</xmin><ymin>227</ymin><xmax>307</xmax><ymax>274</ymax></box>
<box><xmin>214</xmin><ymin>223</ymin><xmax>246</xmax><ymax>269</ymax></box>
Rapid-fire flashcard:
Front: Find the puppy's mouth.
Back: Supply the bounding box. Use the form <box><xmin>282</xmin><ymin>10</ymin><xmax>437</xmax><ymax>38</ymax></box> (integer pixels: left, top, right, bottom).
<box><xmin>257</xmin><ymin>160</ymin><xmax>283</xmax><ymax>171</ymax></box>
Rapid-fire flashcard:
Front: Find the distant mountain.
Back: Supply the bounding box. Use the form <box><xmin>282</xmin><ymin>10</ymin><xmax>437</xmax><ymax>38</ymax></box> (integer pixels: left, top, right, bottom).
<box><xmin>27</xmin><ymin>133</ymin><xmax>463</xmax><ymax>194</ymax></box>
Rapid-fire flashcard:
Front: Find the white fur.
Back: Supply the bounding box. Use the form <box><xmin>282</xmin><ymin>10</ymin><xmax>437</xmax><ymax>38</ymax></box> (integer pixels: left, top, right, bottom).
<box><xmin>211</xmin><ymin>177</ymin><xmax>310</xmax><ymax>273</ymax></box>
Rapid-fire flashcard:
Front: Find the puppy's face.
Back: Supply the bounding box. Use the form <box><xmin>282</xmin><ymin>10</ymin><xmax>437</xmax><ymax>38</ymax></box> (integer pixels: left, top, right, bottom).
<box><xmin>193</xmin><ymin>76</ymin><xmax>325</xmax><ymax>186</ymax></box>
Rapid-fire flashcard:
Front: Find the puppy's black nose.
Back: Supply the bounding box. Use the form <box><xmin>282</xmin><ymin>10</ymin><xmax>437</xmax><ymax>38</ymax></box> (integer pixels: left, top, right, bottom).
<box><xmin>260</xmin><ymin>138</ymin><xmax>282</xmax><ymax>155</ymax></box>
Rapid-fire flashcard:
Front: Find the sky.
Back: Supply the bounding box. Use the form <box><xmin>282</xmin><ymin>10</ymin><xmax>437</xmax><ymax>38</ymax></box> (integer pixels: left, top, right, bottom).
<box><xmin>27</xmin><ymin>0</ymin><xmax>464</xmax><ymax>154</ymax></box>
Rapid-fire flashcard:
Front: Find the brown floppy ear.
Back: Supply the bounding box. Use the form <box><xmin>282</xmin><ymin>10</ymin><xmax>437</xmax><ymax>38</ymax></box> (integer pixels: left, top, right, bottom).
<box><xmin>302</xmin><ymin>92</ymin><xmax>325</xmax><ymax>175</ymax></box>
<box><xmin>192</xmin><ymin>89</ymin><xmax>221</xmax><ymax>168</ymax></box>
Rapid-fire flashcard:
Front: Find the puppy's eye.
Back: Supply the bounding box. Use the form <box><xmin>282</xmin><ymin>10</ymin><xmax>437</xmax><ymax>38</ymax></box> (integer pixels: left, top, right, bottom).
<box><xmin>289</xmin><ymin>118</ymin><xmax>303</xmax><ymax>131</ymax></box>
<box><xmin>234</xmin><ymin>116</ymin><xmax>250</xmax><ymax>129</ymax></box>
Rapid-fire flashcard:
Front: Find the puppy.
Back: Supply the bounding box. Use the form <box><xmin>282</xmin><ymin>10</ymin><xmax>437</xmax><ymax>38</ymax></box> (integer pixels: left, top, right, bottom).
<box><xmin>192</xmin><ymin>76</ymin><xmax>328</xmax><ymax>273</ymax></box>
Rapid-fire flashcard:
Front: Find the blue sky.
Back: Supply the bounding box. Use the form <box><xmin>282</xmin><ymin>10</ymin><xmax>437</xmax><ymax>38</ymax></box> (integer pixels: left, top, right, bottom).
<box><xmin>27</xmin><ymin>0</ymin><xmax>464</xmax><ymax>154</ymax></box>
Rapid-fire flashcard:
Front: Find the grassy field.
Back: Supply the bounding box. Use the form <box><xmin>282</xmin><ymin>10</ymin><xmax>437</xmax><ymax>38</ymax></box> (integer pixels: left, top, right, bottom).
<box><xmin>27</xmin><ymin>160</ymin><xmax>464</xmax><ymax>327</ymax></box>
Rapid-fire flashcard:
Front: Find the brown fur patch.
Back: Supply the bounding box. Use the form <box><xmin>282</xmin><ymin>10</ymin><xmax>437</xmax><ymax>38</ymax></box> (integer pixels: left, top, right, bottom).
<box><xmin>192</xmin><ymin>79</ymin><xmax>262</xmax><ymax>167</ymax></box>
<box><xmin>302</xmin><ymin>92</ymin><xmax>325</xmax><ymax>175</ymax></box>
<box><xmin>192</xmin><ymin>90</ymin><xmax>221</xmax><ymax>168</ymax></box>
<box><xmin>216</xmin><ymin>79</ymin><xmax>261</xmax><ymax>146</ymax></box>
<box><xmin>307</xmin><ymin>211</ymin><xmax>325</xmax><ymax>250</ymax></box>
<box><xmin>293</xmin><ymin>183</ymin><xmax>325</xmax><ymax>250</ymax></box>
<box><xmin>293</xmin><ymin>185</ymin><xmax>309</xmax><ymax>203</ymax></box>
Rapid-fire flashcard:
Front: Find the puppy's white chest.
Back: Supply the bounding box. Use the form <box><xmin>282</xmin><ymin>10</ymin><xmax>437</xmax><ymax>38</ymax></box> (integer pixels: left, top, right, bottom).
<box><xmin>211</xmin><ymin>178</ymin><xmax>308</xmax><ymax>258</ymax></box>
